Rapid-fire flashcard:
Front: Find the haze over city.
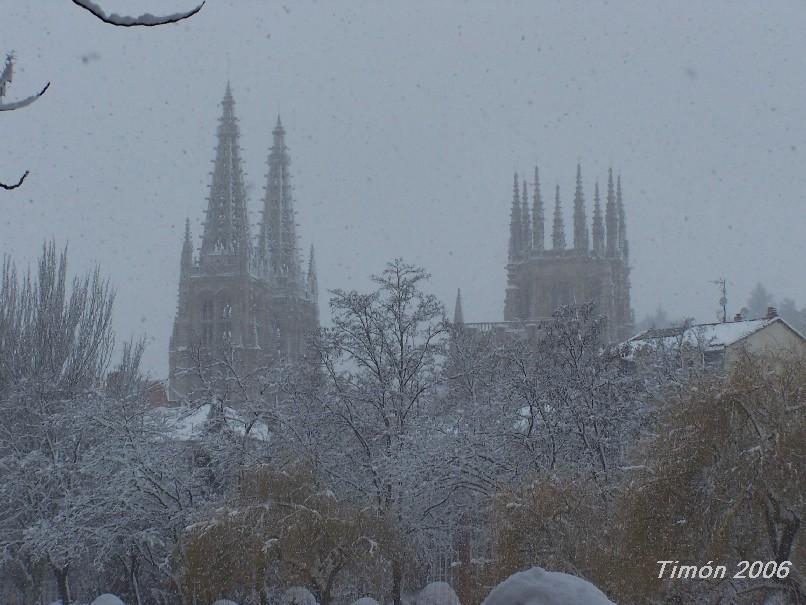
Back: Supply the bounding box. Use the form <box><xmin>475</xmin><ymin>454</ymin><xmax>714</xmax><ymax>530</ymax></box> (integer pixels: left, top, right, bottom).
<box><xmin>3</xmin><ymin>0</ymin><xmax>805</xmax><ymax>374</ymax></box>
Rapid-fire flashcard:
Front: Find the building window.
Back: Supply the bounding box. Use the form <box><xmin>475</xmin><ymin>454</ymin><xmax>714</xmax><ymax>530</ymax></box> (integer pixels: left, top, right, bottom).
<box><xmin>201</xmin><ymin>299</ymin><xmax>214</xmax><ymax>346</ymax></box>
<box><xmin>220</xmin><ymin>298</ymin><xmax>232</xmax><ymax>343</ymax></box>
<box><xmin>202</xmin><ymin>299</ymin><xmax>214</xmax><ymax>321</ymax></box>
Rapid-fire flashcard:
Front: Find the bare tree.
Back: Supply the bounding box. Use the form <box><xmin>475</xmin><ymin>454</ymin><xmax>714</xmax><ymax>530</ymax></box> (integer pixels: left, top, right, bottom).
<box><xmin>282</xmin><ymin>259</ymin><xmax>448</xmax><ymax>605</ymax></box>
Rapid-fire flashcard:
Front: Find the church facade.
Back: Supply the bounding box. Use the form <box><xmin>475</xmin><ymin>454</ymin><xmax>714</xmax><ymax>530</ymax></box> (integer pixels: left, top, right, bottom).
<box><xmin>461</xmin><ymin>165</ymin><xmax>632</xmax><ymax>342</ymax></box>
<box><xmin>169</xmin><ymin>85</ymin><xmax>318</xmax><ymax>400</ymax></box>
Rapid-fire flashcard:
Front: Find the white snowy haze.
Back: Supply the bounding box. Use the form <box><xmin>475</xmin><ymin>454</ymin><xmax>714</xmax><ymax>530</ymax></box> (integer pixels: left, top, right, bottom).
<box><xmin>2</xmin><ymin>0</ymin><xmax>805</xmax><ymax>375</ymax></box>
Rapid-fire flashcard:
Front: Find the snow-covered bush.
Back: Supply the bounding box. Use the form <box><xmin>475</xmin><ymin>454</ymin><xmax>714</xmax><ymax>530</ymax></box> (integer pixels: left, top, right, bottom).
<box><xmin>416</xmin><ymin>582</ymin><xmax>461</xmax><ymax>605</ymax></box>
<box><xmin>282</xmin><ymin>587</ymin><xmax>318</xmax><ymax>605</ymax></box>
<box><xmin>481</xmin><ymin>567</ymin><xmax>614</xmax><ymax>605</ymax></box>
<box><xmin>90</xmin><ymin>595</ymin><xmax>126</xmax><ymax>605</ymax></box>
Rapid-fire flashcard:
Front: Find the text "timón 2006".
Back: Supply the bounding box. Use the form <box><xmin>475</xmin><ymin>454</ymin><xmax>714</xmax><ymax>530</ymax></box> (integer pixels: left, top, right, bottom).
<box><xmin>657</xmin><ymin>560</ymin><xmax>793</xmax><ymax>580</ymax></box>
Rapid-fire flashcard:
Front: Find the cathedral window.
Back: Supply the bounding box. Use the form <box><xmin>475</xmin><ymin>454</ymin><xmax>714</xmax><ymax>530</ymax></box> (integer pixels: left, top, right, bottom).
<box><xmin>200</xmin><ymin>299</ymin><xmax>214</xmax><ymax>346</ymax></box>
<box><xmin>220</xmin><ymin>298</ymin><xmax>232</xmax><ymax>344</ymax></box>
<box><xmin>201</xmin><ymin>299</ymin><xmax>213</xmax><ymax>321</ymax></box>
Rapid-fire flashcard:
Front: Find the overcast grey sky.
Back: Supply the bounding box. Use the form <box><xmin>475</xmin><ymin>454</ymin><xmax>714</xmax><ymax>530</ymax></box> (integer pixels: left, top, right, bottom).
<box><xmin>2</xmin><ymin>0</ymin><xmax>805</xmax><ymax>375</ymax></box>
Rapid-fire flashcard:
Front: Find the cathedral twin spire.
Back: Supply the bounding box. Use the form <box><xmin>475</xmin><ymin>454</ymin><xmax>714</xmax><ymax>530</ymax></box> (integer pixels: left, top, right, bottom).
<box><xmin>508</xmin><ymin>163</ymin><xmax>628</xmax><ymax>262</ymax></box>
<box><xmin>185</xmin><ymin>84</ymin><xmax>316</xmax><ymax>299</ymax></box>
<box><xmin>257</xmin><ymin>115</ymin><xmax>306</xmax><ymax>294</ymax></box>
<box><xmin>200</xmin><ymin>82</ymin><xmax>251</xmax><ymax>264</ymax></box>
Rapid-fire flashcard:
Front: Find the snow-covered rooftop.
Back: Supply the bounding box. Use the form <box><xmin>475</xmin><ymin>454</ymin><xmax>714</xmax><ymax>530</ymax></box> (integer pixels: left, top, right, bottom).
<box><xmin>626</xmin><ymin>316</ymin><xmax>790</xmax><ymax>353</ymax></box>
<box><xmin>155</xmin><ymin>403</ymin><xmax>271</xmax><ymax>442</ymax></box>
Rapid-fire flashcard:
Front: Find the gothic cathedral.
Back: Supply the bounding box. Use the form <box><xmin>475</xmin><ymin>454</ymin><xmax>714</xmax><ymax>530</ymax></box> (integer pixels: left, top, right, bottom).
<box><xmin>503</xmin><ymin>165</ymin><xmax>633</xmax><ymax>342</ymax></box>
<box><xmin>169</xmin><ymin>84</ymin><xmax>318</xmax><ymax>399</ymax></box>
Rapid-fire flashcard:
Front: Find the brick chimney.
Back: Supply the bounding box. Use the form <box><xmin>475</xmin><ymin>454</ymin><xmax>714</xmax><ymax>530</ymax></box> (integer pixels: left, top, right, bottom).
<box><xmin>766</xmin><ymin>306</ymin><xmax>778</xmax><ymax>319</ymax></box>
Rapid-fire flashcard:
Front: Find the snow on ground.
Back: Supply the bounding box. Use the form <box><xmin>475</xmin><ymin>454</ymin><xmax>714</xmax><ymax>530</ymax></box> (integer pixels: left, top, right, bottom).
<box><xmin>211</xmin><ymin>600</ymin><xmax>240</xmax><ymax>605</ymax></box>
<box><xmin>416</xmin><ymin>581</ymin><xmax>461</xmax><ymax>605</ymax></box>
<box><xmin>89</xmin><ymin>595</ymin><xmax>126</xmax><ymax>605</ymax></box>
<box><xmin>481</xmin><ymin>567</ymin><xmax>615</xmax><ymax>605</ymax></box>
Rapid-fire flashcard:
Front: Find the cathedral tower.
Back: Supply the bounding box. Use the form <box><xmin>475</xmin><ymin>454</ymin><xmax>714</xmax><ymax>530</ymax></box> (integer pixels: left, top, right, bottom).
<box><xmin>169</xmin><ymin>85</ymin><xmax>319</xmax><ymax>400</ymax></box>
<box><xmin>503</xmin><ymin>164</ymin><xmax>633</xmax><ymax>341</ymax></box>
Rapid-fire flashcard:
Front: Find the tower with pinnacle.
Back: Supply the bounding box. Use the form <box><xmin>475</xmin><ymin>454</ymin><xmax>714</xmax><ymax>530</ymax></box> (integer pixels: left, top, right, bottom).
<box><xmin>169</xmin><ymin>85</ymin><xmax>319</xmax><ymax>400</ymax></box>
<box><xmin>502</xmin><ymin>164</ymin><xmax>633</xmax><ymax>342</ymax></box>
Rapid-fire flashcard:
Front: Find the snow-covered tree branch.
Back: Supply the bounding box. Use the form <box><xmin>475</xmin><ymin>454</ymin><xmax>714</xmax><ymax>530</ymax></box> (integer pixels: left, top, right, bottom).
<box><xmin>0</xmin><ymin>53</ymin><xmax>49</xmax><ymax>113</ymax></box>
<box><xmin>1</xmin><ymin>54</ymin><xmax>49</xmax><ymax>191</ymax></box>
<box><xmin>71</xmin><ymin>0</ymin><xmax>205</xmax><ymax>27</ymax></box>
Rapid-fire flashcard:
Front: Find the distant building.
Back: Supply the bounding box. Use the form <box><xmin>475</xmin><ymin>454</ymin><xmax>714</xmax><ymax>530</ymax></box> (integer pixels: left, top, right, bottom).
<box><xmin>169</xmin><ymin>85</ymin><xmax>319</xmax><ymax>400</ymax></box>
<box><xmin>461</xmin><ymin>165</ymin><xmax>633</xmax><ymax>342</ymax></box>
<box><xmin>145</xmin><ymin>381</ymin><xmax>169</xmax><ymax>407</ymax></box>
<box><xmin>624</xmin><ymin>308</ymin><xmax>806</xmax><ymax>369</ymax></box>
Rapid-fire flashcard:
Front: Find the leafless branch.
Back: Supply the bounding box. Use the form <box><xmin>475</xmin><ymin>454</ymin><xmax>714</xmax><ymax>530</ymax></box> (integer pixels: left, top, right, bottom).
<box><xmin>0</xmin><ymin>81</ymin><xmax>50</xmax><ymax>112</ymax></box>
<box><xmin>0</xmin><ymin>170</ymin><xmax>29</xmax><ymax>191</ymax></box>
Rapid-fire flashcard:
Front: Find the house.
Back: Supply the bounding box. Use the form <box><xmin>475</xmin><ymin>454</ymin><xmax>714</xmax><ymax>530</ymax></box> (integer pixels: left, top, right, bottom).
<box><xmin>624</xmin><ymin>308</ymin><xmax>806</xmax><ymax>369</ymax></box>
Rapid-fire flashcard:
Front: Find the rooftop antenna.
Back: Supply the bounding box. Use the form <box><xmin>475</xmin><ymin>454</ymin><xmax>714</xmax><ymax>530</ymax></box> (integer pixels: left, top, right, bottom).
<box><xmin>710</xmin><ymin>278</ymin><xmax>727</xmax><ymax>322</ymax></box>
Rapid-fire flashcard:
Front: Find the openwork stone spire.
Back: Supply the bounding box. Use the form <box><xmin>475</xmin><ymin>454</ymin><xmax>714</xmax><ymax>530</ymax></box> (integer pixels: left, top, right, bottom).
<box><xmin>259</xmin><ymin>115</ymin><xmax>303</xmax><ymax>293</ymax></box>
<box><xmin>200</xmin><ymin>83</ymin><xmax>251</xmax><ymax>264</ymax></box>
<box><xmin>307</xmin><ymin>244</ymin><xmax>319</xmax><ymax>311</ymax></box>
<box><xmin>181</xmin><ymin>218</ymin><xmax>193</xmax><ymax>271</ymax></box>
<box><xmin>573</xmin><ymin>163</ymin><xmax>589</xmax><ymax>253</ymax></box>
<box><xmin>532</xmin><ymin>166</ymin><xmax>544</xmax><ymax>252</ymax></box>
<box><xmin>508</xmin><ymin>173</ymin><xmax>522</xmax><ymax>262</ymax></box>
<box><xmin>617</xmin><ymin>174</ymin><xmax>628</xmax><ymax>258</ymax></box>
<box><xmin>605</xmin><ymin>168</ymin><xmax>618</xmax><ymax>257</ymax></box>
<box><xmin>521</xmin><ymin>180</ymin><xmax>531</xmax><ymax>257</ymax></box>
<box><xmin>552</xmin><ymin>184</ymin><xmax>566</xmax><ymax>250</ymax></box>
<box><xmin>453</xmin><ymin>288</ymin><xmax>465</xmax><ymax>324</ymax></box>
<box><xmin>592</xmin><ymin>182</ymin><xmax>605</xmax><ymax>256</ymax></box>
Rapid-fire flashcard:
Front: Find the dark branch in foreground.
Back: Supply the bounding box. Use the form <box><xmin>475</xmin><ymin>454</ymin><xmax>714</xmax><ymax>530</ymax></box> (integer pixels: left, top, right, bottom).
<box><xmin>71</xmin><ymin>0</ymin><xmax>205</xmax><ymax>27</ymax></box>
<box><xmin>0</xmin><ymin>170</ymin><xmax>29</xmax><ymax>191</ymax></box>
<box><xmin>0</xmin><ymin>82</ymin><xmax>50</xmax><ymax>112</ymax></box>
